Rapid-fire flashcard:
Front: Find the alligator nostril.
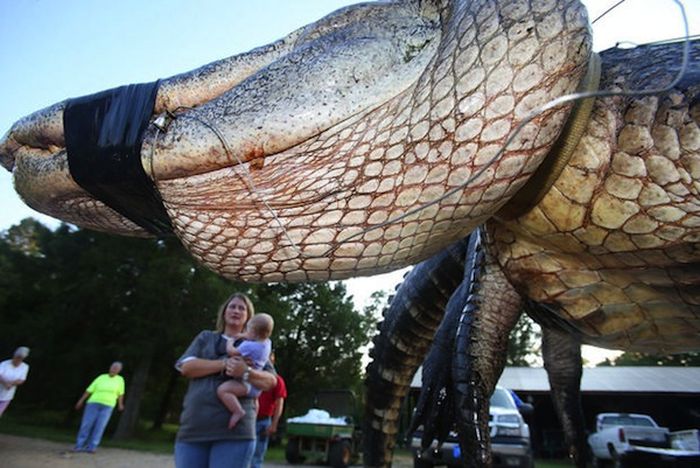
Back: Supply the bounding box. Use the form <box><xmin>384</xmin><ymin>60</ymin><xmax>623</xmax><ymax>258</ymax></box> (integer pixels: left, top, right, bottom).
<box><xmin>0</xmin><ymin>132</ymin><xmax>20</xmax><ymax>171</ymax></box>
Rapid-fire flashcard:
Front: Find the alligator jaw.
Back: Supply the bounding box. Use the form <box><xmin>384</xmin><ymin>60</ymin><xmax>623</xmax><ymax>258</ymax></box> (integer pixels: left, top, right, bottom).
<box><xmin>1</xmin><ymin>2</ymin><xmax>441</xmax><ymax>245</ymax></box>
<box><xmin>0</xmin><ymin>0</ymin><xmax>591</xmax><ymax>282</ymax></box>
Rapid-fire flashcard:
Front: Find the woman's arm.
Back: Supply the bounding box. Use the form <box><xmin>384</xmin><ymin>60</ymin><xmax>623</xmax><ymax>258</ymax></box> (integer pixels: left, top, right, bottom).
<box><xmin>0</xmin><ymin>376</ymin><xmax>11</xmax><ymax>389</ymax></box>
<box><xmin>179</xmin><ymin>357</ymin><xmax>226</xmax><ymax>379</ymax></box>
<box><xmin>75</xmin><ymin>391</ymin><xmax>91</xmax><ymax>410</ymax></box>
<box><xmin>248</xmin><ymin>367</ymin><xmax>277</xmax><ymax>391</ymax></box>
<box><xmin>0</xmin><ymin>371</ymin><xmax>10</xmax><ymax>388</ymax></box>
<box><xmin>225</xmin><ymin>356</ymin><xmax>277</xmax><ymax>391</ymax></box>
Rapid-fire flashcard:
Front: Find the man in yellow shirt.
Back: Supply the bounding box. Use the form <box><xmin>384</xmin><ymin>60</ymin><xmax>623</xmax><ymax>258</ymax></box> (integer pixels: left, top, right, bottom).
<box><xmin>73</xmin><ymin>361</ymin><xmax>125</xmax><ymax>453</ymax></box>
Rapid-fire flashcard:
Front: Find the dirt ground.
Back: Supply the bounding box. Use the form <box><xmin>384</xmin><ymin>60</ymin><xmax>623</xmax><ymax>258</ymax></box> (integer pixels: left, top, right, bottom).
<box><xmin>0</xmin><ymin>433</ymin><xmax>414</xmax><ymax>468</ymax></box>
<box><xmin>0</xmin><ymin>433</ymin><xmax>175</xmax><ymax>468</ymax></box>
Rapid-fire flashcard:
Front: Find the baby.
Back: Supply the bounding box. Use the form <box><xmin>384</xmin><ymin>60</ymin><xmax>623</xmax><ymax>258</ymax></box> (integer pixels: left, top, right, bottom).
<box><xmin>217</xmin><ymin>313</ymin><xmax>274</xmax><ymax>429</ymax></box>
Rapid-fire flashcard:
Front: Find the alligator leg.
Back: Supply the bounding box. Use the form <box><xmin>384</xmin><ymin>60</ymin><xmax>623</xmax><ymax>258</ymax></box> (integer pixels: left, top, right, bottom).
<box><xmin>363</xmin><ymin>238</ymin><xmax>469</xmax><ymax>467</ymax></box>
<box><xmin>541</xmin><ymin>325</ymin><xmax>587</xmax><ymax>468</ymax></box>
<box><xmin>453</xmin><ymin>229</ymin><xmax>524</xmax><ymax>467</ymax></box>
<box><xmin>406</xmin><ymin>234</ymin><xmax>479</xmax><ymax>454</ymax></box>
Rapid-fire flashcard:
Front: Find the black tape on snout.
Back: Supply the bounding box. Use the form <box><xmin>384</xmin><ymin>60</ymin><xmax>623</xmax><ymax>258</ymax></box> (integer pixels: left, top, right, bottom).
<box><xmin>64</xmin><ymin>81</ymin><xmax>173</xmax><ymax>236</ymax></box>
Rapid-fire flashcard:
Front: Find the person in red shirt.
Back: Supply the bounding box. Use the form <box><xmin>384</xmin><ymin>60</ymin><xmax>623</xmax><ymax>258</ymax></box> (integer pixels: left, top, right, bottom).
<box><xmin>251</xmin><ymin>353</ymin><xmax>287</xmax><ymax>468</ymax></box>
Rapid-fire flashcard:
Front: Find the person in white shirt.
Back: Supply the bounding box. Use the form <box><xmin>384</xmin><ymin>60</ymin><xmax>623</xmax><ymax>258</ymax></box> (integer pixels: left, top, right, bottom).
<box><xmin>0</xmin><ymin>346</ymin><xmax>30</xmax><ymax>417</ymax></box>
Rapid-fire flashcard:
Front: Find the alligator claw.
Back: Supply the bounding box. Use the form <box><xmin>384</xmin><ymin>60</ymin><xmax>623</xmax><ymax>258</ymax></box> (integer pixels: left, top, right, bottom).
<box><xmin>407</xmin><ymin>279</ymin><xmax>469</xmax><ymax>446</ymax></box>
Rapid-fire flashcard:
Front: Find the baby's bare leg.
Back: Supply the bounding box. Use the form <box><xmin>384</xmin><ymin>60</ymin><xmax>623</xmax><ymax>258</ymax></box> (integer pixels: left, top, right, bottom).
<box><xmin>217</xmin><ymin>380</ymin><xmax>248</xmax><ymax>429</ymax></box>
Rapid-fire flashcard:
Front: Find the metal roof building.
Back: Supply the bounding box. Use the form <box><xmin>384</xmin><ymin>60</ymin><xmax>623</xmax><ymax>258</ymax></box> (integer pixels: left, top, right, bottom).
<box><xmin>411</xmin><ymin>366</ymin><xmax>700</xmax><ymax>394</ymax></box>
<box><xmin>498</xmin><ymin>366</ymin><xmax>700</xmax><ymax>394</ymax></box>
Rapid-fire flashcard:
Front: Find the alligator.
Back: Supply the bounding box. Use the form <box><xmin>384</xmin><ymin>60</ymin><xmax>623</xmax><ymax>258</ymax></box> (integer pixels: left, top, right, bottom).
<box><xmin>0</xmin><ymin>1</ymin><xmax>698</xmax><ymax>466</ymax></box>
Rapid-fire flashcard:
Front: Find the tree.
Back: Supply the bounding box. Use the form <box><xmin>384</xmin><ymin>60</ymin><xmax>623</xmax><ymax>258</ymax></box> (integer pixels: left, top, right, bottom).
<box><xmin>3</xmin><ymin>218</ymin><xmax>47</xmax><ymax>256</ymax></box>
<box><xmin>598</xmin><ymin>351</ymin><xmax>700</xmax><ymax>367</ymax></box>
<box><xmin>506</xmin><ymin>313</ymin><xmax>541</xmax><ymax>366</ymax></box>
<box><xmin>250</xmin><ymin>282</ymin><xmax>377</xmax><ymax>417</ymax></box>
<box><xmin>0</xmin><ymin>218</ymin><xmax>379</xmax><ymax>433</ymax></box>
<box><xmin>0</xmin><ymin>221</ymin><xmax>233</xmax><ymax>435</ymax></box>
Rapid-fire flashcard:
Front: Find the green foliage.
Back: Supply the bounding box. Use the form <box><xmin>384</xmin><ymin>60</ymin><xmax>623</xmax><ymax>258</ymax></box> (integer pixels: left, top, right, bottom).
<box><xmin>597</xmin><ymin>351</ymin><xmax>700</xmax><ymax>367</ymax></box>
<box><xmin>0</xmin><ymin>221</ymin><xmax>234</xmax><ymax>425</ymax></box>
<box><xmin>0</xmin><ymin>218</ymin><xmax>376</xmax><ymax>433</ymax></box>
<box><xmin>506</xmin><ymin>313</ymin><xmax>541</xmax><ymax>367</ymax></box>
<box><xmin>248</xmin><ymin>282</ymin><xmax>378</xmax><ymax>417</ymax></box>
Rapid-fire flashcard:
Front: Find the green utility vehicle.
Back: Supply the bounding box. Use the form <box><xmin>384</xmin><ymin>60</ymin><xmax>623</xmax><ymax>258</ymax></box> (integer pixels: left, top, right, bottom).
<box><xmin>285</xmin><ymin>390</ymin><xmax>361</xmax><ymax>467</ymax></box>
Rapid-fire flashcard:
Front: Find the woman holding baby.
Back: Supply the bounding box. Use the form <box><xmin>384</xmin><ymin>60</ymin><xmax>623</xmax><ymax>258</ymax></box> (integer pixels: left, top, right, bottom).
<box><xmin>174</xmin><ymin>292</ymin><xmax>277</xmax><ymax>468</ymax></box>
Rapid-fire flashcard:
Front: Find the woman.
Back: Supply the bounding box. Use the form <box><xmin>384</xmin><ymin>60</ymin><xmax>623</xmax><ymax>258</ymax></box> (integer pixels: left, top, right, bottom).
<box><xmin>0</xmin><ymin>346</ymin><xmax>30</xmax><ymax>417</ymax></box>
<box><xmin>175</xmin><ymin>292</ymin><xmax>277</xmax><ymax>468</ymax></box>
<box><xmin>73</xmin><ymin>361</ymin><xmax>125</xmax><ymax>453</ymax></box>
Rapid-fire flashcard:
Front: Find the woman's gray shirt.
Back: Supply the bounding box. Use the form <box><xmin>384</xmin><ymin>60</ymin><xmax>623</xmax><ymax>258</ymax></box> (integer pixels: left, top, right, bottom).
<box><xmin>176</xmin><ymin>330</ymin><xmax>263</xmax><ymax>442</ymax></box>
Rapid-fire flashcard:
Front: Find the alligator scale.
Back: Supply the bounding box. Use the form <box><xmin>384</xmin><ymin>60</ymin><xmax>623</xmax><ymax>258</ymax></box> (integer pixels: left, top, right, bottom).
<box><xmin>1</xmin><ymin>1</ymin><xmax>698</xmax><ymax>467</ymax></box>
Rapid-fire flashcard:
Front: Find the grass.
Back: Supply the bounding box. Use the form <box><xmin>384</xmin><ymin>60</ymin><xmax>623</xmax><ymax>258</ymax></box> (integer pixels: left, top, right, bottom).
<box><xmin>0</xmin><ymin>413</ymin><xmax>177</xmax><ymax>453</ymax></box>
<box><xmin>266</xmin><ymin>444</ymin><xmax>286</xmax><ymax>461</ymax></box>
<box><xmin>0</xmin><ymin>418</ymin><xmax>75</xmax><ymax>444</ymax></box>
<box><xmin>264</xmin><ymin>442</ymin><xmax>574</xmax><ymax>467</ymax></box>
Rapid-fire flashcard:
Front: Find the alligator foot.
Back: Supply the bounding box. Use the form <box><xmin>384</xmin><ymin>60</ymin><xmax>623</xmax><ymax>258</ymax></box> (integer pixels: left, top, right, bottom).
<box><xmin>409</xmin><ymin>228</ymin><xmax>525</xmax><ymax>467</ymax></box>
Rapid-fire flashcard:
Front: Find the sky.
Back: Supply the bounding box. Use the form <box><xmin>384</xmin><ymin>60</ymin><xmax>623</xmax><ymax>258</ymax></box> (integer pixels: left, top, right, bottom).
<box><xmin>1</xmin><ymin>0</ymin><xmax>698</xmax><ymax>365</ymax></box>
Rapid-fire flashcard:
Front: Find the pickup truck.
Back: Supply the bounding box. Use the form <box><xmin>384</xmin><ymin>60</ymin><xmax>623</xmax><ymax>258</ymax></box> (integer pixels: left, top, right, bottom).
<box><xmin>411</xmin><ymin>387</ymin><xmax>533</xmax><ymax>468</ymax></box>
<box><xmin>587</xmin><ymin>413</ymin><xmax>670</xmax><ymax>466</ymax></box>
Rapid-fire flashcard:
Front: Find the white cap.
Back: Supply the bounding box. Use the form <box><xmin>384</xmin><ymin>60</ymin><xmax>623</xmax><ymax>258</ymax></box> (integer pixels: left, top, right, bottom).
<box><xmin>13</xmin><ymin>346</ymin><xmax>30</xmax><ymax>358</ymax></box>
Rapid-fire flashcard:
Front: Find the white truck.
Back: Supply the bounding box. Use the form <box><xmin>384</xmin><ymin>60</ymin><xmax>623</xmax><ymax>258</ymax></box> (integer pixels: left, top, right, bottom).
<box><xmin>411</xmin><ymin>387</ymin><xmax>533</xmax><ymax>468</ymax></box>
<box><xmin>588</xmin><ymin>412</ymin><xmax>669</xmax><ymax>465</ymax></box>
